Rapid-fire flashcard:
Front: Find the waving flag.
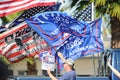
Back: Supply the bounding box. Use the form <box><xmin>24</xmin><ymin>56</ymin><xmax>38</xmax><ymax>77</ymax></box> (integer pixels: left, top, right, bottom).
<box><xmin>25</xmin><ymin>11</ymin><xmax>95</xmax><ymax>51</ymax></box>
<box><xmin>57</xmin><ymin>18</ymin><xmax>104</xmax><ymax>70</ymax></box>
<box><xmin>25</xmin><ymin>11</ymin><xmax>73</xmax><ymax>53</ymax></box>
<box><xmin>25</xmin><ymin>11</ymin><xmax>103</xmax><ymax>70</ymax></box>
<box><xmin>0</xmin><ymin>3</ymin><xmax>61</xmax><ymax>63</ymax></box>
<box><xmin>0</xmin><ymin>0</ymin><xmax>56</xmax><ymax>17</ymax></box>
<box><xmin>59</xmin><ymin>18</ymin><xmax>104</xmax><ymax>60</ymax></box>
<box><xmin>0</xmin><ymin>22</ymin><xmax>49</xmax><ymax>63</ymax></box>
<box><xmin>8</xmin><ymin>3</ymin><xmax>61</xmax><ymax>28</ymax></box>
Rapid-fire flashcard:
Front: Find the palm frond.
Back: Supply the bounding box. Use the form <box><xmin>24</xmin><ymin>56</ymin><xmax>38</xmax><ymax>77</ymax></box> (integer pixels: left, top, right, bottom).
<box><xmin>110</xmin><ymin>3</ymin><xmax>120</xmax><ymax>20</ymax></box>
<box><xmin>95</xmin><ymin>0</ymin><xmax>106</xmax><ymax>6</ymax></box>
<box><xmin>1</xmin><ymin>11</ymin><xmax>23</xmax><ymax>24</ymax></box>
<box><xmin>25</xmin><ymin>58</ymin><xmax>35</xmax><ymax>65</ymax></box>
<box><xmin>94</xmin><ymin>0</ymin><xmax>120</xmax><ymax>20</ymax></box>
<box><xmin>71</xmin><ymin>0</ymin><xmax>79</xmax><ymax>7</ymax></box>
<box><xmin>0</xmin><ymin>56</ymin><xmax>10</xmax><ymax>64</ymax></box>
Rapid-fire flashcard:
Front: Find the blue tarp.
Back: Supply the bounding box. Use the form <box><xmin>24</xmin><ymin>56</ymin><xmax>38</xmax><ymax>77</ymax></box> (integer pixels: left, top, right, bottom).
<box><xmin>9</xmin><ymin>76</ymin><xmax>109</xmax><ymax>80</ymax></box>
<box><xmin>112</xmin><ymin>49</ymin><xmax>120</xmax><ymax>80</ymax></box>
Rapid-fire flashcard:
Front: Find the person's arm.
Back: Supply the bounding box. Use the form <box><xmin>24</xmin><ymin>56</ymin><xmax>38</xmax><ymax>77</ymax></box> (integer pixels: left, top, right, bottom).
<box><xmin>47</xmin><ymin>68</ymin><xmax>58</xmax><ymax>80</ymax></box>
<box><xmin>108</xmin><ymin>61</ymin><xmax>120</xmax><ymax>78</ymax></box>
<box><xmin>57</xmin><ymin>52</ymin><xmax>66</xmax><ymax>62</ymax></box>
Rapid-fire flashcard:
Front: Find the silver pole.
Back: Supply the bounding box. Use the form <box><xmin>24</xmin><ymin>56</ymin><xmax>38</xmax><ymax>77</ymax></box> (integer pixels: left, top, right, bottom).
<box><xmin>55</xmin><ymin>63</ymin><xmax>58</xmax><ymax>77</ymax></box>
<box><xmin>92</xmin><ymin>1</ymin><xmax>96</xmax><ymax>77</ymax></box>
<box><xmin>92</xmin><ymin>54</ymin><xmax>96</xmax><ymax>76</ymax></box>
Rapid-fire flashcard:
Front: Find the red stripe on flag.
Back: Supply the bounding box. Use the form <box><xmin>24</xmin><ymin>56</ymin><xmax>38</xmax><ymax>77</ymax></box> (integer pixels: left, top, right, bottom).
<box><xmin>22</xmin><ymin>37</ymin><xmax>33</xmax><ymax>43</ymax></box>
<box><xmin>10</xmin><ymin>56</ymin><xmax>26</xmax><ymax>63</ymax></box>
<box><xmin>36</xmin><ymin>24</ymin><xmax>63</xmax><ymax>40</ymax></box>
<box><xmin>7</xmin><ymin>49</ymin><xmax>25</xmax><ymax>59</ymax></box>
<box><xmin>0</xmin><ymin>41</ymin><xmax>6</xmax><ymax>47</ymax></box>
<box><xmin>26</xmin><ymin>44</ymin><xmax>36</xmax><ymax>50</ymax></box>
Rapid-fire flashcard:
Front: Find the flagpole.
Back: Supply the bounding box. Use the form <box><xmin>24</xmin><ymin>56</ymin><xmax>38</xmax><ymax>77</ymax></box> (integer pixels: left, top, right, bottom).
<box><xmin>92</xmin><ymin>1</ymin><xmax>96</xmax><ymax>77</ymax></box>
<box><xmin>92</xmin><ymin>54</ymin><xmax>96</xmax><ymax>76</ymax></box>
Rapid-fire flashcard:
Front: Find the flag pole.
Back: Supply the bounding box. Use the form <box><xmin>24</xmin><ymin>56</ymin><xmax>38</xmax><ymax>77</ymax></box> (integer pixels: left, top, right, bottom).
<box><xmin>91</xmin><ymin>1</ymin><xmax>97</xmax><ymax>77</ymax></box>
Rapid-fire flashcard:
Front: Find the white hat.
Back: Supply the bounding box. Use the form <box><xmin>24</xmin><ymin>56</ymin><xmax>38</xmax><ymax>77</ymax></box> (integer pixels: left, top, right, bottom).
<box><xmin>64</xmin><ymin>58</ymin><xmax>74</xmax><ymax>66</ymax></box>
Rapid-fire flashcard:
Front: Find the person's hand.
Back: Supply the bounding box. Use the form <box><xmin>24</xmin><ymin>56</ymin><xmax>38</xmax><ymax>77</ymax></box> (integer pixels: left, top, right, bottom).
<box><xmin>107</xmin><ymin>60</ymin><xmax>111</xmax><ymax>67</ymax></box>
<box><xmin>107</xmin><ymin>56</ymin><xmax>112</xmax><ymax>67</ymax></box>
<box><xmin>107</xmin><ymin>56</ymin><xmax>111</xmax><ymax>67</ymax></box>
<box><xmin>58</xmin><ymin>52</ymin><xmax>63</xmax><ymax>58</ymax></box>
<box><xmin>47</xmin><ymin>67</ymin><xmax>51</xmax><ymax>74</ymax></box>
<box><xmin>58</xmin><ymin>52</ymin><xmax>65</xmax><ymax>62</ymax></box>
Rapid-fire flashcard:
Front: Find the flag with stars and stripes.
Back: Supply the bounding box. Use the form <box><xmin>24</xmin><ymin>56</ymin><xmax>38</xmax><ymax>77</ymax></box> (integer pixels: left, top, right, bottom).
<box><xmin>74</xmin><ymin>3</ymin><xmax>94</xmax><ymax>22</ymax></box>
<box><xmin>0</xmin><ymin>3</ymin><xmax>61</xmax><ymax>63</ymax></box>
<box><xmin>0</xmin><ymin>22</ymin><xmax>49</xmax><ymax>63</ymax></box>
<box><xmin>9</xmin><ymin>3</ymin><xmax>61</xmax><ymax>28</ymax></box>
<box><xmin>0</xmin><ymin>0</ymin><xmax>56</xmax><ymax>17</ymax></box>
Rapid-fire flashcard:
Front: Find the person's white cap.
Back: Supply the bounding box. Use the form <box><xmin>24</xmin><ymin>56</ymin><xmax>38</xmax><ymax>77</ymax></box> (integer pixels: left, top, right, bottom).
<box><xmin>64</xmin><ymin>58</ymin><xmax>74</xmax><ymax>66</ymax></box>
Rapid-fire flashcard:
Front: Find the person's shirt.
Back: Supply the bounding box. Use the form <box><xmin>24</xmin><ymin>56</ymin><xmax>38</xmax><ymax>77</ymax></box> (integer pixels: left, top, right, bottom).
<box><xmin>58</xmin><ymin>70</ymin><xmax>76</xmax><ymax>80</ymax></box>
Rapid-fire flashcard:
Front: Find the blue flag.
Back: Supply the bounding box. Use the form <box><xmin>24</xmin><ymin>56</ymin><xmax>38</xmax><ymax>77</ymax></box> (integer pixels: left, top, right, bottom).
<box><xmin>25</xmin><ymin>11</ymin><xmax>104</xmax><ymax>70</ymax></box>
<box><xmin>59</xmin><ymin>18</ymin><xmax>104</xmax><ymax>60</ymax></box>
<box><xmin>25</xmin><ymin>11</ymin><xmax>93</xmax><ymax>52</ymax></box>
<box><xmin>57</xmin><ymin>18</ymin><xmax>104</xmax><ymax>70</ymax></box>
<box><xmin>25</xmin><ymin>11</ymin><xmax>73</xmax><ymax>53</ymax></box>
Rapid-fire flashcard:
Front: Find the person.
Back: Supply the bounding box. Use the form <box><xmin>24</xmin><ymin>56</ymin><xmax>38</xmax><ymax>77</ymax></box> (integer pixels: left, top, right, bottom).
<box><xmin>47</xmin><ymin>52</ymin><xmax>76</xmax><ymax>80</ymax></box>
<box><xmin>5</xmin><ymin>34</ymin><xmax>14</xmax><ymax>45</ymax></box>
<box><xmin>108</xmin><ymin>59</ymin><xmax>120</xmax><ymax>78</ymax></box>
<box><xmin>0</xmin><ymin>59</ymin><xmax>9</xmax><ymax>80</ymax></box>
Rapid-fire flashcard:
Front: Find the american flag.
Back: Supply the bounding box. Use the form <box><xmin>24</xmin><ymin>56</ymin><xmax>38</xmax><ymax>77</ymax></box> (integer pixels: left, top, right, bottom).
<box><xmin>0</xmin><ymin>22</ymin><xmax>27</xmax><ymax>63</ymax></box>
<box><xmin>74</xmin><ymin>3</ymin><xmax>94</xmax><ymax>21</ymax></box>
<box><xmin>0</xmin><ymin>2</ymin><xmax>61</xmax><ymax>63</ymax></box>
<box><xmin>0</xmin><ymin>0</ymin><xmax>56</xmax><ymax>17</ymax></box>
<box><xmin>0</xmin><ymin>22</ymin><xmax>49</xmax><ymax>63</ymax></box>
<box><xmin>9</xmin><ymin>3</ymin><xmax>61</xmax><ymax>28</ymax></box>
